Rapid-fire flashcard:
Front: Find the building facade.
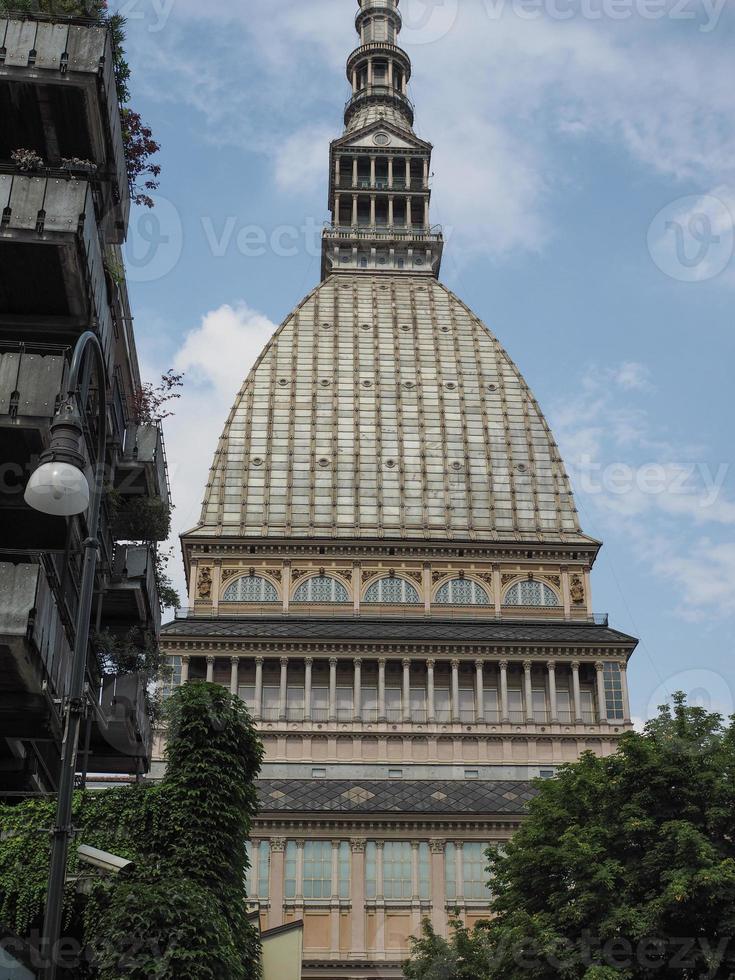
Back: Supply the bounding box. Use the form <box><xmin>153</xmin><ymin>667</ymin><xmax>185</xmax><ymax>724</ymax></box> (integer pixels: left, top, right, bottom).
<box><xmin>161</xmin><ymin>2</ymin><xmax>638</xmax><ymax>976</ymax></box>
<box><xmin>0</xmin><ymin>10</ymin><xmax>166</xmax><ymax>795</ymax></box>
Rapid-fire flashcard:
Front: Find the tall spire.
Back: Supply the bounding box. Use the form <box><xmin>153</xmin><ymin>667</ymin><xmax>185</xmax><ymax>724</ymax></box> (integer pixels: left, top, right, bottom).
<box><xmin>321</xmin><ymin>0</ymin><xmax>443</xmax><ymax>279</ymax></box>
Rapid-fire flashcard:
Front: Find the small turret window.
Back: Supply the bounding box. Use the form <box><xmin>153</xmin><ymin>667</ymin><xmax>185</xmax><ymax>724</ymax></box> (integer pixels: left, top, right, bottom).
<box><xmin>364</xmin><ymin>577</ymin><xmax>421</xmax><ymax>604</ymax></box>
<box><xmin>293</xmin><ymin>575</ymin><xmax>350</xmax><ymax>604</ymax></box>
<box><xmin>222</xmin><ymin>575</ymin><xmax>279</xmax><ymax>603</ymax></box>
<box><xmin>435</xmin><ymin>578</ymin><xmax>490</xmax><ymax>606</ymax></box>
<box><xmin>504</xmin><ymin>580</ymin><xmax>560</xmax><ymax>607</ymax></box>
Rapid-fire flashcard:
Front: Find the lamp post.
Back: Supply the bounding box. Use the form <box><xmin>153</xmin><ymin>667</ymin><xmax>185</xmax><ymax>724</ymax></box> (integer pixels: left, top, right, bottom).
<box><xmin>25</xmin><ymin>331</ymin><xmax>107</xmax><ymax>980</ymax></box>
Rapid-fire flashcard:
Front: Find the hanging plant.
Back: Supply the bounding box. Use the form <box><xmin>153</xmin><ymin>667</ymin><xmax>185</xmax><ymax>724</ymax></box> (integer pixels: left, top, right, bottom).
<box><xmin>10</xmin><ymin>148</ymin><xmax>43</xmax><ymax>172</ymax></box>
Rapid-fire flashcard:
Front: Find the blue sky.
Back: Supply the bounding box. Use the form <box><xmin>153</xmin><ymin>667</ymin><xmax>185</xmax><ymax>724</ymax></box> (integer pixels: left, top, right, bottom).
<box><xmin>118</xmin><ymin>0</ymin><xmax>734</xmax><ymax>724</ymax></box>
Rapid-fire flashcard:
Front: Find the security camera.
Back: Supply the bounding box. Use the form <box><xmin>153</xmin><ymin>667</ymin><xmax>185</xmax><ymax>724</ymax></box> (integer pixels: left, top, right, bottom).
<box><xmin>77</xmin><ymin>845</ymin><xmax>135</xmax><ymax>876</ymax></box>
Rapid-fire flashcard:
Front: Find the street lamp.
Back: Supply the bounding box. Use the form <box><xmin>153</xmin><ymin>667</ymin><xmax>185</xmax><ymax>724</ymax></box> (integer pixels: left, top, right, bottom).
<box><xmin>25</xmin><ymin>331</ymin><xmax>107</xmax><ymax>980</ymax></box>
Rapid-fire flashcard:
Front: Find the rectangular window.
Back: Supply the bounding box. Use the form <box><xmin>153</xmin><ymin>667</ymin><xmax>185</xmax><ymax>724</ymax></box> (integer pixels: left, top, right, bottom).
<box><xmin>336</xmin><ymin>686</ymin><xmax>354</xmax><ymax>722</ymax></box>
<box><xmin>238</xmin><ymin>684</ymin><xmax>256</xmax><ymax>714</ymax></box>
<box><xmin>312</xmin><ymin>768</ymin><xmax>327</xmax><ymax>779</ymax></box>
<box><xmin>463</xmin><ymin>843</ymin><xmax>491</xmax><ymax>900</ymax></box>
<box><xmin>508</xmin><ymin>689</ymin><xmax>524</xmax><ymax>723</ymax></box>
<box><xmin>285</xmin><ymin>841</ymin><xmax>298</xmax><ymax>899</ymax></box>
<box><xmin>383</xmin><ymin>841</ymin><xmax>412</xmax><ymax>900</ymax></box>
<box><xmin>435</xmin><ymin>688</ymin><xmax>451</xmax><ymax>723</ymax></box>
<box><xmin>386</xmin><ymin>687</ymin><xmax>402</xmax><ymax>722</ymax></box>
<box><xmin>445</xmin><ymin>842</ymin><xmax>456</xmax><ymax>901</ymax></box>
<box><xmin>366</xmin><ymin>841</ymin><xmax>377</xmax><ymax>899</ymax></box>
<box><xmin>603</xmin><ymin>663</ymin><xmax>625</xmax><ymax>720</ymax></box>
<box><xmin>339</xmin><ymin>841</ymin><xmax>351</xmax><ymax>899</ymax></box>
<box><xmin>304</xmin><ymin>841</ymin><xmax>332</xmax><ymax>899</ymax></box>
<box><xmin>312</xmin><ymin>686</ymin><xmax>329</xmax><ymax>722</ymax></box>
<box><xmin>258</xmin><ymin>841</ymin><xmax>270</xmax><ymax>898</ymax></box>
<box><xmin>410</xmin><ymin>686</ymin><xmax>427</xmax><ymax>723</ymax></box>
<box><xmin>362</xmin><ymin>686</ymin><xmax>378</xmax><ymax>722</ymax></box>
<box><xmin>484</xmin><ymin>688</ymin><xmax>499</xmax><ymax>723</ymax></box>
<box><xmin>262</xmin><ymin>685</ymin><xmax>279</xmax><ymax>721</ymax></box>
<box><xmin>532</xmin><ymin>689</ymin><xmax>548</xmax><ymax>723</ymax></box>
<box><xmin>459</xmin><ymin>688</ymin><xmax>475</xmax><ymax>723</ymax></box>
<box><xmin>557</xmin><ymin>688</ymin><xmax>572</xmax><ymax>722</ymax></box>
<box><xmin>161</xmin><ymin>656</ymin><xmax>181</xmax><ymax>699</ymax></box>
<box><xmin>287</xmin><ymin>686</ymin><xmax>305</xmax><ymax>721</ymax></box>
<box><xmin>581</xmin><ymin>690</ymin><xmax>595</xmax><ymax>723</ymax></box>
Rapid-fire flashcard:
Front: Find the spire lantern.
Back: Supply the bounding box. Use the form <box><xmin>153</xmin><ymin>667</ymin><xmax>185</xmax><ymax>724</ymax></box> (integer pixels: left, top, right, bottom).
<box><xmin>321</xmin><ymin>0</ymin><xmax>443</xmax><ymax>279</ymax></box>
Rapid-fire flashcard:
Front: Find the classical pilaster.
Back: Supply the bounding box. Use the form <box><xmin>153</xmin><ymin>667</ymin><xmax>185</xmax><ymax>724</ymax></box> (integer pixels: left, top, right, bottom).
<box><xmin>451</xmin><ymin>660</ymin><xmax>460</xmax><ymax>723</ymax></box>
<box><xmin>475</xmin><ymin>659</ymin><xmax>484</xmax><ymax>722</ymax></box>
<box><xmin>354</xmin><ymin>657</ymin><xmax>363</xmax><ymax>722</ymax></box>
<box><xmin>427</xmin><ymin>659</ymin><xmax>436</xmax><ymax>723</ymax></box>
<box><xmin>296</xmin><ymin>841</ymin><xmax>305</xmax><ymax>902</ymax></box>
<box><xmin>180</xmin><ymin>655</ymin><xmax>190</xmax><ymax>685</ymax></box>
<box><xmin>571</xmin><ymin>661</ymin><xmax>582</xmax><ymax>723</ymax></box>
<box><xmin>499</xmin><ymin>660</ymin><xmax>509</xmax><ymax>722</ymax></box>
<box><xmin>230</xmin><ymin>656</ymin><xmax>239</xmax><ymax>696</ymax></box>
<box><xmin>350</xmin><ymin>839</ymin><xmax>367</xmax><ymax>958</ymax></box>
<box><xmin>270</xmin><ymin>838</ymin><xmax>286</xmax><ymax>928</ymax></box>
<box><xmin>304</xmin><ymin>658</ymin><xmax>313</xmax><ymax>722</ymax></box>
<box><xmin>523</xmin><ymin>660</ymin><xmax>534</xmax><ymax>722</ymax></box>
<box><xmin>402</xmin><ymin>658</ymin><xmax>411</xmax><ymax>722</ymax></box>
<box><xmin>329</xmin><ymin>658</ymin><xmax>338</xmax><ymax>722</ymax></box>
<box><xmin>279</xmin><ymin>657</ymin><xmax>289</xmax><ymax>720</ymax></box>
<box><xmin>206</xmin><ymin>655</ymin><xmax>215</xmax><ymax>684</ymax></box>
<box><xmin>595</xmin><ymin>661</ymin><xmax>608</xmax><ymax>723</ymax></box>
<box><xmin>620</xmin><ymin>661</ymin><xmax>632</xmax><ymax>723</ymax></box>
<box><xmin>378</xmin><ymin>658</ymin><xmax>386</xmax><ymax>721</ymax></box>
<box><xmin>429</xmin><ymin>840</ymin><xmax>447</xmax><ymax>936</ymax></box>
<box><xmin>254</xmin><ymin>657</ymin><xmax>264</xmax><ymax>721</ymax></box>
<box><xmin>547</xmin><ymin>661</ymin><xmax>558</xmax><ymax>722</ymax></box>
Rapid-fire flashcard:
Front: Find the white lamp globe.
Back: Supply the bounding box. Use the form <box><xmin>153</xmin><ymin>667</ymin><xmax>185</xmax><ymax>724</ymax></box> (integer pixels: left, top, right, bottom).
<box><xmin>24</xmin><ymin>461</ymin><xmax>90</xmax><ymax>517</ymax></box>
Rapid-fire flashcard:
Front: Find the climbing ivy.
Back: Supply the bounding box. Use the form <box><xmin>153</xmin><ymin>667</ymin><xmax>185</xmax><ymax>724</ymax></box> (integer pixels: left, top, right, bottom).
<box><xmin>0</xmin><ymin>683</ymin><xmax>263</xmax><ymax>978</ymax></box>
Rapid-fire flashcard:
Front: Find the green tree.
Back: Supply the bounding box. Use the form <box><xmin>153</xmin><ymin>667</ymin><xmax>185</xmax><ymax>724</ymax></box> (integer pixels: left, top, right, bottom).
<box><xmin>403</xmin><ymin>696</ymin><xmax>735</xmax><ymax>980</ymax></box>
<box><xmin>0</xmin><ymin>682</ymin><xmax>264</xmax><ymax>979</ymax></box>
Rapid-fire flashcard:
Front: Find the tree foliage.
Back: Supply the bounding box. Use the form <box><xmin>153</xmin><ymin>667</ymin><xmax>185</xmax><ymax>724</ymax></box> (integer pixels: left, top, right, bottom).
<box><xmin>0</xmin><ymin>683</ymin><xmax>264</xmax><ymax>979</ymax></box>
<box><xmin>404</xmin><ymin>695</ymin><xmax>735</xmax><ymax>980</ymax></box>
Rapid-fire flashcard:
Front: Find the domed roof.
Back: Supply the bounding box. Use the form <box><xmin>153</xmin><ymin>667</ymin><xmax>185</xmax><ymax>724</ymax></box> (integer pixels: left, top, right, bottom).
<box><xmin>193</xmin><ymin>275</ymin><xmax>584</xmax><ymax>543</ymax></box>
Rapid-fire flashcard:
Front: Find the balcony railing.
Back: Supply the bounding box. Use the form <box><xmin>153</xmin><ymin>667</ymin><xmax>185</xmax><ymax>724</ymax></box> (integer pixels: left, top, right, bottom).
<box><xmin>115</xmin><ymin>422</ymin><xmax>171</xmax><ymax>504</ymax></box>
<box><xmin>0</xmin><ymin>174</ymin><xmax>115</xmax><ymax>373</ymax></box>
<box><xmin>0</xmin><ymin>344</ymin><xmax>67</xmax><ymax>422</ymax></box>
<box><xmin>323</xmin><ymin>224</ymin><xmax>443</xmax><ymax>244</ymax></box>
<box><xmin>89</xmin><ymin>673</ymin><xmax>153</xmax><ymax>774</ymax></box>
<box><xmin>345</xmin><ymin>85</ymin><xmax>415</xmax><ymax>124</ymax></box>
<box><xmin>104</xmin><ymin>544</ymin><xmax>161</xmax><ymax>634</ymax></box>
<box><xmin>0</xmin><ymin>12</ymin><xmax>129</xmax><ymax>237</ymax></box>
<box><xmin>251</xmin><ymin>704</ymin><xmax>608</xmax><ymax>727</ymax></box>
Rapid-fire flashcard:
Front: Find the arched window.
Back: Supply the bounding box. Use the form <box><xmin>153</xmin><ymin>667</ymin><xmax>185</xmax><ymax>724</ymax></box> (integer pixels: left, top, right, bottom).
<box><xmin>364</xmin><ymin>577</ymin><xmax>420</xmax><ymax>604</ymax></box>
<box><xmin>222</xmin><ymin>575</ymin><xmax>279</xmax><ymax>603</ymax></box>
<box><xmin>435</xmin><ymin>578</ymin><xmax>490</xmax><ymax>606</ymax></box>
<box><xmin>504</xmin><ymin>580</ymin><xmax>560</xmax><ymax>607</ymax></box>
<box><xmin>293</xmin><ymin>575</ymin><xmax>350</xmax><ymax>604</ymax></box>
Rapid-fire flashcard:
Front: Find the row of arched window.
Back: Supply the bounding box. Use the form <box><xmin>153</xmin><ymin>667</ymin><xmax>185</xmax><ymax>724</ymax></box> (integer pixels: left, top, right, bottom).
<box><xmin>221</xmin><ymin>574</ymin><xmax>561</xmax><ymax>607</ymax></box>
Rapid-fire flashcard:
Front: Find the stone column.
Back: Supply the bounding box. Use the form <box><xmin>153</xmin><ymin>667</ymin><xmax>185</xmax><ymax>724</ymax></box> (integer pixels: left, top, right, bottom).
<box><xmin>330</xmin><ymin>841</ymin><xmax>340</xmax><ymax>955</ymax></box>
<box><xmin>620</xmin><ymin>661</ymin><xmax>631</xmax><ymax>723</ymax></box>
<box><xmin>423</xmin><ymin>158</ymin><xmax>429</xmax><ymax>188</ymax></box>
<box><xmin>350</xmin><ymin>839</ymin><xmax>367</xmax><ymax>958</ymax></box>
<box><xmin>279</xmin><ymin>657</ymin><xmax>289</xmax><ymax>720</ymax></box>
<box><xmin>493</xmin><ymin>565</ymin><xmax>502</xmax><ymax>618</ymax></box>
<box><xmin>523</xmin><ymin>660</ymin><xmax>534</xmax><ymax>722</ymax></box>
<box><xmin>304</xmin><ymin>658</ymin><xmax>313</xmax><ymax>721</ymax></box>
<box><xmin>405</xmin><ymin>158</ymin><xmax>411</xmax><ymax>188</ymax></box>
<box><xmin>375</xmin><ymin>841</ymin><xmax>385</xmax><ymax>955</ymax></box>
<box><xmin>595</xmin><ymin>661</ymin><xmax>607</xmax><ymax>723</ymax></box>
<box><xmin>561</xmin><ymin>567</ymin><xmax>571</xmax><ymax>619</ymax></box>
<box><xmin>206</xmin><ymin>656</ymin><xmax>215</xmax><ymax>683</ymax></box>
<box><xmin>180</xmin><ymin>655</ymin><xmax>190</xmax><ymax>685</ymax></box>
<box><xmin>423</xmin><ymin>563</ymin><xmax>432</xmax><ymax>613</ymax></box>
<box><xmin>388</xmin><ymin>156</ymin><xmax>394</xmax><ymax>189</ymax></box>
<box><xmin>352</xmin><ymin>194</ymin><xmax>358</xmax><ymax>225</ymax></box>
<box><xmin>455</xmin><ymin>843</ymin><xmax>464</xmax><ymax>902</ymax></box>
<box><xmin>499</xmin><ymin>660</ymin><xmax>509</xmax><ymax>722</ymax></box>
<box><xmin>283</xmin><ymin>561</ymin><xmax>291</xmax><ymax>614</ymax></box>
<box><xmin>370</xmin><ymin>195</ymin><xmax>376</xmax><ymax>225</ymax></box>
<box><xmin>388</xmin><ymin>196</ymin><xmax>394</xmax><ymax>227</ymax></box>
<box><xmin>352</xmin><ymin>157</ymin><xmax>358</xmax><ymax>185</ymax></box>
<box><xmin>270</xmin><ymin>838</ymin><xmax>286</xmax><ymax>928</ymax></box>
<box><xmin>429</xmin><ymin>840</ymin><xmax>447</xmax><ymax>936</ymax></box>
<box><xmin>187</xmin><ymin>561</ymin><xmax>198</xmax><ymax>609</ymax></box>
<box><xmin>402</xmin><ymin>658</ymin><xmax>411</xmax><ymax>722</ymax></box>
<box><xmin>547</xmin><ymin>661</ymin><xmax>558</xmax><ymax>722</ymax></box>
<box><xmin>378</xmin><ymin>658</ymin><xmax>386</xmax><ymax>721</ymax></box>
<box><xmin>211</xmin><ymin>562</ymin><xmax>222</xmax><ymax>614</ymax></box>
<box><xmin>475</xmin><ymin>659</ymin><xmax>484</xmax><ymax>722</ymax></box>
<box><xmin>354</xmin><ymin>657</ymin><xmax>363</xmax><ymax>722</ymax></box>
<box><xmin>335</xmin><ymin>156</ymin><xmax>341</xmax><ymax>185</ymax></box>
<box><xmin>451</xmin><ymin>659</ymin><xmax>460</xmax><ymax>723</ymax></box>
<box><xmin>406</xmin><ymin>196</ymin><xmax>412</xmax><ymax>227</ymax></box>
<box><xmin>370</xmin><ymin>155</ymin><xmax>376</xmax><ymax>187</ymax></box>
<box><xmin>254</xmin><ymin>657</ymin><xmax>264</xmax><ymax>721</ymax></box>
<box><xmin>571</xmin><ymin>661</ymin><xmax>582</xmax><ymax>722</ymax></box>
<box><xmin>352</xmin><ymin>564</ymin><xmax>361</xmax><ymax>614</ymax></box>
<box><xmin>424</xmin><ymin>199</ymin><xmax>430</xmax><ymax>228</ymax></box>
<box><xmin>411</xmin><ymin>841</ymin><xmax>420</xmax><ymax>902</ymax></box>
<box><xmin>230</xmin><ymin>656</ymin><xmax>239</xmax><ymax>696</ymax></box>
<box><xmin>388</xmin><ymin>59</ymin><xmax>394</xmax><ymax>86</ymax></box>
<box><xmin>427</xmin><ymin>659</ymin><xmax>436</xmax><ymax>724</ymax></box>
<box><xmin>367</xmin><ymin>57</ymin><xmax>373</xmax><ymax>85</ymax></box>
<box><xmin>334</xmin><ymin>193</ymin><xmax>341</xmax><ymax>225</ymax></box>
<box><xmin>329</xmin><ymin>658</ymin><xmax>338</xmax><ymax>722</ymax></box>
<box><xmin>296</xmin><ymin>841</ymin><xmax>305</xmax><ymax>902</ymax></box>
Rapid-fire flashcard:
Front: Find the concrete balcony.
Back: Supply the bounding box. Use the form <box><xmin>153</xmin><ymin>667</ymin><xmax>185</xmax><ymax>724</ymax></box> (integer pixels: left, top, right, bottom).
<box><xmin>103</xmin><ymin>544</ymin><xmax>161</xmax><ymax>635</ymax></box>
<box><xmin>0</xmin><ymin>13</ymin><xmax>129</xmax><ymax>239</ymax></box>
<box><xmin>0</xmin><ymin>173</ymin><xmax>114</xmax><ymax>372</ymax></box>
<box><xmin>87</xmin><ymin>673</ymin><xmax>152</xmax><ymax>775</ymax></box>
<box><xmin>115</xmin><ymin>422</ymin><xmax>170</xmax><ymax>503</ymax></box>
<box><xmin>0</xmin><ymin>560</ymin><xmax>72</xmax><ymax>733</ymax></box>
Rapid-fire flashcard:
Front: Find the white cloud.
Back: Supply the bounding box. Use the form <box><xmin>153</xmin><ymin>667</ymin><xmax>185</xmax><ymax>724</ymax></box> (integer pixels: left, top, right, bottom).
<box><xmin>149</xmin><ymin>304</ymin><xmax>277</xmax><ymax>602</ymax></box>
